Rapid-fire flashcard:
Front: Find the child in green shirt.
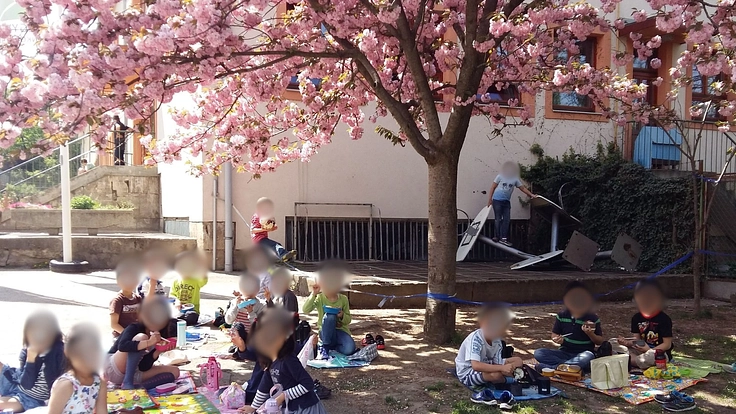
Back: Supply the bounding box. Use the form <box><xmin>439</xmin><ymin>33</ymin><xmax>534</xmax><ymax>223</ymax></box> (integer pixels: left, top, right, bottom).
<box><xmin>170</xmin><ymin>250</ymin><xmax>208</xmax><ymax>324</ymax></box>
<box><xmin>302</xmin><ymin>263</ymin><xmax>355</xmax><ymax>358</ymax></box>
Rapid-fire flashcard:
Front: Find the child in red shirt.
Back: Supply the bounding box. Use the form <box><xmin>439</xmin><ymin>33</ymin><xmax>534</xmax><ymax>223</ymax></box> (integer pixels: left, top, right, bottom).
<box><xmin>250</xmin><ymin>197</ymin><xmax>295</xmax><ymax>261</ymax></box>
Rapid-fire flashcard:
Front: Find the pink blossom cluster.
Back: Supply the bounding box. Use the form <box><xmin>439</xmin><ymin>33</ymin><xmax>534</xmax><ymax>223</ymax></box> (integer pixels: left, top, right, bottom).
<box><xmin>0</xmin><ymin>0</ymin><xmax>735</xmax><ymax>172</ymax></box>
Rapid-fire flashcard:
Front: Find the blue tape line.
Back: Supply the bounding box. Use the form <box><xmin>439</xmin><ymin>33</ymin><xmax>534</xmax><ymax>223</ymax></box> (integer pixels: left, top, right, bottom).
<box><xmin>347</xmin><ymin>250</ymin><xmax>713</xmax><ymax>307</ymax></box>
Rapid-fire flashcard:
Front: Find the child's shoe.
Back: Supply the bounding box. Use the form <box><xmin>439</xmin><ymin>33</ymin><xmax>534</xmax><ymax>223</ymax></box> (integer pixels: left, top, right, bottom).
<box><xmin>318</xmin><ymin>346</ymin><xmax>330</xmax><ymax>360</ymax></box>
<box><xmin>470</xmin><ymin>389</ymin><xmax>497</xmax><ymax>406</ymax></box>
<box><xmin>497</xmin><ymin>391</ymin><xmax>515</xmax><ymax>410</ymax></box>
<box><xmin>375</xmin><ymin>335</ymin><xmax>385</xmax><ymax>350</ymax></box>
<box><xmin>500</xmin><ymin>238</ymin><xmax>512</xmax><ymax>246</ymax></box>
<box><xmin>361</xmin><ymin>334</ymin><xmax>375</xmax><ymax>346</ymax></box>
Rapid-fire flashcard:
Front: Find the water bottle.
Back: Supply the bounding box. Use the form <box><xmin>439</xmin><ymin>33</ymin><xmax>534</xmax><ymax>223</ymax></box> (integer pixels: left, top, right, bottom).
<box><xmin>176</xmin><ymin>320</ymin><xmax>187</xmax><ymax>350</ymax></box>
<box><xmin>262</xmin><ymin>384</ymin><xmax>285</xmax><ymax>414</ymax></box>
<box><xmin>199</xmin><ymin>356</ymin><xmax>222</xmax><ymax>391</ymax></box>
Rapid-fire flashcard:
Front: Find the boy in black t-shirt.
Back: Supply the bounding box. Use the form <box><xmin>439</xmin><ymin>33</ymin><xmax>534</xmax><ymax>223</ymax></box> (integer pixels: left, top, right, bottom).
<box><xmin>534</xmin><ymin>281</ymin><xmax>605</xmax><ymax>372</ymax></box>
<box><xmin>612</xmin><ymin>279</ymin><xmax>673</xmax><ymax>369</ymax></box>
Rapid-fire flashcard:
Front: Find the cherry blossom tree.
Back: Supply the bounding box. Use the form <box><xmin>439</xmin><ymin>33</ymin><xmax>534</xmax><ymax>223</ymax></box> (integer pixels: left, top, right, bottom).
<box><xmin>1</xmin><ymin>0</ymin><xmax>734</xmax><ymax>341</ymax></box>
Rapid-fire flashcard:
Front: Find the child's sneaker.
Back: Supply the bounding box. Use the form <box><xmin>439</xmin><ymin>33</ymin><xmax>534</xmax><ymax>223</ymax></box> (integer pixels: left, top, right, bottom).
<box><xmin>318</xmin><ymin>346</ymin><xmax>330</xmax><ymax>360</ymax></box>
<box><xmin>497</xmin><ymin>391</ymin><xmax>515</xmax><ymax>410</ymax></box>
<box><xmin>500</xmin><ymin>238</ymin><xmax>512</xmax><ymax>246</ymax></box>
<box><xmin>281</xmin><ymin>250</ymin><xmax>297</xmax><ymax>262</ymax></box>
<box><xmin>663</xmin><ymin>394</ymin><xmax>696</xmax><ymax>412</ymax></box>
<box><xmin>470</xmin><ymin>389</ymin><xmax>497</xmax><ymax>406</ymax></box>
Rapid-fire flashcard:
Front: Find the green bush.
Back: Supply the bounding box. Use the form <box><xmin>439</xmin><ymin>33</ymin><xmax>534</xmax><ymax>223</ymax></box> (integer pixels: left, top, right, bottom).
<box><xmin>70</xmin><ymin>195</ymin><xmax>99</xmax><ymax>209</ymax></box>
<box><xmin>521</xmin><ymin>142</ymin><xmax>695</xmax><ymax>272</ymax></box>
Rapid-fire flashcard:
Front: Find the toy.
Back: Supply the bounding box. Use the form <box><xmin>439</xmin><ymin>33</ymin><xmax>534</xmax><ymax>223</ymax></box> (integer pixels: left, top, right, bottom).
<box><xmin>199</xmin><ymin>356</ymin><xmax>222</xmax><ymax>391</ymax></box>
<box><xmin>155</xmin><ymin>383</ymin><xmax>178</xmax><ymax>394</ymax></box>
<box><xmin>237</xmin><ymin>298</ymin><xmax>258</xmax><ymax>309</ymax></box>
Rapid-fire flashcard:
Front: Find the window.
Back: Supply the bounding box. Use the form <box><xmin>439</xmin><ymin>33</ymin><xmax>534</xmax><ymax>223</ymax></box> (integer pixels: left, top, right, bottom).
<box><xmin>691</xmin><ymin>65</ymin><xmax>723</xmax><ymax>121</ymax></box>
<box><xmin>633</xmin><ymin>49</ymin><xmax>659</xmax><ymax>107</ymax></box>
<box><xmin>552</xmin><ymin>39</ymin><xmax>596</xmax><ymax>112</ymax></box>
<box><xmin>477</xmin><ymin>84</ymin><xmax>520</xmax><ymax>106</ymax></box>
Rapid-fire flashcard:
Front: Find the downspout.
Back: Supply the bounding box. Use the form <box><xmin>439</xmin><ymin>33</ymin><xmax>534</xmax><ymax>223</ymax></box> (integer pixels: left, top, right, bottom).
<box><xmin>212</xmin><ymin>176</ymin><xmax>218</xmax><ymax>271</ymax></box>
<box><xmin>224</xmin><ymin>162</ymin><xmax>233</xmax><ymax>272</ymax></box>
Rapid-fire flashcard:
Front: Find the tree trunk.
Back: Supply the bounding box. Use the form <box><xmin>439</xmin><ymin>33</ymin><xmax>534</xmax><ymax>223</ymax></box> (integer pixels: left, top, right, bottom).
<box><xmin>424</xmin><ymin>155</ymin><xmax>459</xmax><ymax>344</ymax></box>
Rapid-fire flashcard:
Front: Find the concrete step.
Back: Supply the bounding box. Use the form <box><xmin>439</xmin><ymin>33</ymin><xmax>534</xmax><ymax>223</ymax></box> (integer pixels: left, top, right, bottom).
<box><xmin>0</xmin><ymin>232</ymin><xmax>196</xmax><ymax>269</ymax></box>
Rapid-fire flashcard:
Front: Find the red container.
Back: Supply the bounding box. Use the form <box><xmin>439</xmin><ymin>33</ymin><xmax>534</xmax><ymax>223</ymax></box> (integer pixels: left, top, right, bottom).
<box><xmin>655</xmin><ymin>349</ymin><xmax>667</xmax><ymax>369</ymax></box>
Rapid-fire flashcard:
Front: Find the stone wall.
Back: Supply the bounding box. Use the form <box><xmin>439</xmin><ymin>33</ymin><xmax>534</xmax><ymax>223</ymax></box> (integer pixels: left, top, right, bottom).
<box><xmin>41</xmin><ymin>167</ymin><xmax>161</xmax><ymax>231</ymax></box>
<box><xmin>0</xmin><ymin>233</ymin><xmax>196</xmax><ymax>269</ymax></box>
<box><xmin>0</xmin><ymin>209</ymin><xmax>137</xmax><ymax>232</ymax></box>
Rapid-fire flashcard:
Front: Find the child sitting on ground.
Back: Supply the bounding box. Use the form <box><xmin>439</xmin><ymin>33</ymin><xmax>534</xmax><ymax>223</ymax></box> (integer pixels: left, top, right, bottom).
<box><xmin>240</xmin><ymin>308</ymin><xmax>328</xmax><ymax>414</ymax></box>
<box><xmin>455</xmin><ymin>304</ymin><xmax>523</xmax><ymax>390</ymax></box>
<box><xmin>266</xmin><ymin>266</ymin><xmax>298</xmax><ymax>313</ymax></box>
<box><xmin>302</xmin><ymin>261</ymin><xmax>356</xmax><ymax>358</ymax></box>
<box><xmin>611</xmin><ymin>279</ymin><xmax>673</xmax><ymax>369</ymax></box>
<box><xmin>110</xmin><ymin>257</ymin><xmax>143</xmax><ymax>338</ymax></box>
<box><xmin>250</xmin><ymin>197</ymin><xmax>295</xmax><ymax>261</ymax></box>
<box><xmin>47</xmin><ymin>323</ymin><xmax>106</xmax><ymax>414</ymax></box>
<box><xmin>0</xmin><ymin>311</ymin><xmax>66</xmax><ymax>413</ymax></box>
<box><xmin>534</xmin><ymin>281</ymin><xmax>606</xmax><ymax>372</ymax></box>
<box><xmin>170</xmin><ymin>249</ymin><xmax>208</xmax><ymax>325</ymax></box>
<box><xmin>137</xmin><ymin>248</ymin><xmax>171</xmax><ymax>299</ymax></box>
<box><xmin>226</xmin><ymin>273</ymin><xmax>266</xmax><ymax>334</ymax></box>
<box><xmin>104</xmin><ymin>296</ymin><xmax>180</xmax><ymax>390</ymax></box>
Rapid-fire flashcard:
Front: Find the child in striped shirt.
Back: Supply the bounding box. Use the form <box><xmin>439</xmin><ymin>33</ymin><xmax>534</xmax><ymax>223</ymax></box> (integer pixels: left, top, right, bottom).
<box><xmin>226</xmin><ymin>273</ymin><xmax>266</xmax><ymax>333</ymax></box>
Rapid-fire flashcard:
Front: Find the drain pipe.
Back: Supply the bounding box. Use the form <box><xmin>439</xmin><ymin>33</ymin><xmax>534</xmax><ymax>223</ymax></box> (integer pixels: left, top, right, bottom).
<box><xmin>212</xmin><ymin>176</ymin><xmax>218</xmax><ymax>271</ymax></box>
<box><xmin>224</xmin><ymin>162</ymin><xmax>233</xmax><ymax>272</ymax></box>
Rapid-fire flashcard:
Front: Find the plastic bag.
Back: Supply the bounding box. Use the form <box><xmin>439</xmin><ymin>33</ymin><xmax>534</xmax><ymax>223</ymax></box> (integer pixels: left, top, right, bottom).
<box><xmin>220</xmin><ymin>382</ymin><xmax>246</xmax><ymax>409</ymax></box>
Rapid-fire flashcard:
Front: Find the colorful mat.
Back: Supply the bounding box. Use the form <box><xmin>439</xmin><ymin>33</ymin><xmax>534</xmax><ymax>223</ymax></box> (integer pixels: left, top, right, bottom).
<box><xmin>550</xmin><ymin>374</ymin><xmax>705</xmax><ymax>405</ymax></box>
<box><xmin>307</xmin><ymin>352</ymin><xmax>371</xmax><ymax>369</ymax></box>
<box><xmin>150</xmin><ymin>393</ymin><xmax>221</xmax><ymax>413</ymax></box>
<box><xmin>198</xmin><ymin>386</ymin><xmax>243</xmax><ymax>414</ymax></box>
<box><xmin>107</xmin><ymin>389</ymin><xmax>157</xmax><ymax>412</ymax></box>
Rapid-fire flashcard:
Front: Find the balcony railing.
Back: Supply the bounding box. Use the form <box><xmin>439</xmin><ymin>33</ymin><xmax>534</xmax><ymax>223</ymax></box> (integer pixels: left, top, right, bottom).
<box><xmin>623</xmin><ymin>120</ymin><xmax>736</xmax><ymax>175</ymax></box>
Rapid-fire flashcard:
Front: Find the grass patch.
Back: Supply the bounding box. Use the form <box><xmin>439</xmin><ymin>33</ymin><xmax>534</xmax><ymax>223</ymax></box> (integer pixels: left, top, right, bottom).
<box><xmin>384</xmin><ymin>395</ymin><xmax>410</xmax><ymax>410</ymax></box>
<box><xmin>425</xmin><ymin>381</ymin><xmax>447</xmax><ymax>392</ymax></box>
<box><xmin>675</xmin><ymin>334</ymin><xmax>736</xmax><ymax>362</ymax></box>
<box><xmin>451</xmin><ymin>400</ymin><xmax>500</xmax><ymax>414</ymax></box>
<box><xmin>335</xmin><ymin>377</ymin><xmax>377</xmax><ymax>392</ymax></box>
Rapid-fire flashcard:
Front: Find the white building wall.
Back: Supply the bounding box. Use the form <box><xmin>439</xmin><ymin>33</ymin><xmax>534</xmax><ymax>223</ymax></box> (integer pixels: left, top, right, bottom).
<box><xmin>186</xmin><ymin>95</ymin><xmax>618</xmax><ymax>250</ymax></box>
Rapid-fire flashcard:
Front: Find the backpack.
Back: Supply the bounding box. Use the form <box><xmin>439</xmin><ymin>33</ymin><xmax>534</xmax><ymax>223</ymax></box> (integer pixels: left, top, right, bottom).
<box><xmin>294</xmin><ymin>320</ymin><xmax>311</xmax><ymax>348</ymax></box>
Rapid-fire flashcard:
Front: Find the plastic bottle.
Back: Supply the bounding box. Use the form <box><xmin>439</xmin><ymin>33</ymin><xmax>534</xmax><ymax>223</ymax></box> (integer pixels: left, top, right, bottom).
<box><xmin>176</xmin><ymin>320</ymin><xmax>187</xmax><ymax>350</ymax></box>
<box><xmin>655</xmin><ymin>349</ymin><xmax>667</xmax><ymax>369</ymax></box>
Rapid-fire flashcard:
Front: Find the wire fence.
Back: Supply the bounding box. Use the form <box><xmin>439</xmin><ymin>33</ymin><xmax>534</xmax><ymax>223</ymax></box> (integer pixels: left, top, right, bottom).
<box><xmin>705</xmin><ymin>177</ymin><xmax>736</xmax><ymax>278</ymax></box>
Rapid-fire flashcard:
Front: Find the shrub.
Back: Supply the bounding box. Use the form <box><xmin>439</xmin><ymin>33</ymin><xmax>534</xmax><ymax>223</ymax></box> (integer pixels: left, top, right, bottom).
<box><xmin>70</xmin><ymin>195</ymin><xmax>99</xmax><ymax>209</ymax></box>
<box><xmin>521</xmin><ymin>142</ymin><xmax>694</xmax><ymax>272</ymax></box>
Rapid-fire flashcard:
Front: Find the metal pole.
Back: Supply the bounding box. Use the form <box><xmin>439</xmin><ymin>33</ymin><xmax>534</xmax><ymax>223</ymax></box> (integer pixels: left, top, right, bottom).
<box><xmin>550</xmin><ymin>212</ymin><xmax>559</xmax><ymax>252</ymax></box>
<box><xmin>59</xmin><ymin>143</ymin><xmax>73</xmax><ymax>262</ymax></box>
<box><xmin>212</xmin><ymin>176</ymin><xmax>218</xmax><ymax>271</ymax></box>
<box><xmin>224</xmin><ymin>162</ymin><xmax>233</xmax><ymax>272</ymax></box>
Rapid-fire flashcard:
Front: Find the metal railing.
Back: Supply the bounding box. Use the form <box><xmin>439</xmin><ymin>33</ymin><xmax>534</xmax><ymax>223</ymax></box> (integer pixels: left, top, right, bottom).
<box><xmin>284</xmin><ymin>216</ymin><xmax>529</xmax><ymax>262</ymax></box>
<box><xmin>624</xmin><ymin>120</ymin><xmax>736</xmax><ymax>174</ymax></box>
<box><xmin>0</xmin><ymin>132</ymin><xmax>134</xmax><ymax>201</ymax></box>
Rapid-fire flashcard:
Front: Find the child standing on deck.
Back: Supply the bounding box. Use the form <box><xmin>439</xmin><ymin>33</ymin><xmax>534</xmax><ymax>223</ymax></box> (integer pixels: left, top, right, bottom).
<box><xmin>0</xmin><ymin>311</ymin><xmax>66</xmax><ymax>413</ymax></box>
<box><xmin>534</xmin><ymin>281</ymin><xmax>606</xmax><ymax>372</ymax></box>
<box><xmin>302</xmin><ymin>261</ymin><xmax>355</xmax><ymax>358</ymax></box>
<box><xmin>110</xmin><ymin>257</ymin><xmax>143</xmax><ymax>338</ymax></box>
<box><xmin>487</xmin><ymin>161</ymin><xmax>536</xmax><ymax>246</ymax></box>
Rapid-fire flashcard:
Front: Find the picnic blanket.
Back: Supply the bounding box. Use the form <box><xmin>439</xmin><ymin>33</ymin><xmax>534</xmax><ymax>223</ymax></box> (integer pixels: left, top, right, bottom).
<box><xmin>151</xmin><ymin>393</ymin><xmax>221</xmax><ymax>413</ymax></box>
<box><xmin>147</xmin><ymin>372</ymin><xmax>197</xmax><ymax>397</ymax></box>
<box><xmin>307</xmin><ymin>344</ymin><xmax>378</xmax><ymax>369</ymax></box>
<box><xmin>198</xmin><ymin>386</ymin><xmax>243</xmax><ymax>414</ymax></box>
<box><xmin>107</xmin><ymin>389</ymin><xmax>157</xmax><ymax>412</ymax></box>
<box><xmin>445</xmin><ymin>368</ymin><xmax>563</xmax><ymax>401</ymax></box>
<box><xmin>551</xmin><ymin>374</ymin><xmax>705</xmax><ymax>405</ymax></box>
<box><xmin>674</xmin><ymin>357</ymin><xmax>736</xmax><ymax>378</ymax></box>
